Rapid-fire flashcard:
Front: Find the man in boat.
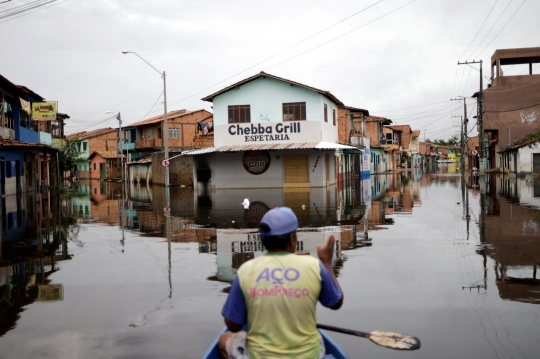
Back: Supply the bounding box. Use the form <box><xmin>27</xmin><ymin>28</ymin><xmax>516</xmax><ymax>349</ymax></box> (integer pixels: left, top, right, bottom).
<box><xmin>219</xmin><ymin>207</ymin><xmax>343</xmax><ymax>358</ymax></box>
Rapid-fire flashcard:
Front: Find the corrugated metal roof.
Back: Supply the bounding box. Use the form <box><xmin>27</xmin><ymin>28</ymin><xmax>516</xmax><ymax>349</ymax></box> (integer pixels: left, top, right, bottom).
<box><xmin>182</xmin><ymin>141</ymin><xmax>360</xmax><ymax>156</ymax></box>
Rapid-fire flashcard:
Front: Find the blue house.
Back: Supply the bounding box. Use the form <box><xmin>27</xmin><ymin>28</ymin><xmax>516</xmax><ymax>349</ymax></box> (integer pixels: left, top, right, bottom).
<box><xmin>1</xmin><ymin>73</ymin><xmax>61</xmax><ymax>201</ymax></box>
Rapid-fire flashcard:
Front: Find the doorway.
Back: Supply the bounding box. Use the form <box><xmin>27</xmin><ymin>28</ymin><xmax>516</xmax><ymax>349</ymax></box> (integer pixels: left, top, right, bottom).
<box><xmin>283</xmin><ymin>155</ymin><xmax>309</xmax><ymax>187</ymax></box>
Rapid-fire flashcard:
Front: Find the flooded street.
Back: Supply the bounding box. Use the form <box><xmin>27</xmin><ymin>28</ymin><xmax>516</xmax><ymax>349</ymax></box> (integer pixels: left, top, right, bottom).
<box><xmin>1</xmin><ymin>168</ymin><xmax>539</xmax><ymax>359</ymax></box>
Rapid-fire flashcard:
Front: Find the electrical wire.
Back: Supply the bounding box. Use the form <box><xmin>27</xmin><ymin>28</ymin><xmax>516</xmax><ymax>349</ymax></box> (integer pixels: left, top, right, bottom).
<box><xmin>124</xmin><ymin>90</ymin><xmax>164</xmax><ymax>126</ymax></box>
<box><xmin>474</xmin><ymin>0</ymin><xmax>527</xmax><ymax>59</ymax></box>
<box><xmin>467</xmin><ymin>0</ymin><xmax>513</xmax><ymax>59</ymax></box>
<box><xmin>164</xmin><ymin>1</ymin><xmax>386</xmax><ymax>109</ymax></box>
<box><xmin>459</xmin><ymin>0</ymin><xmax>499</xmax><ymax>61</ymax></box>
<box><xmin>0</xmin><ymin>0</ymin><xmax>67</xmax><ymax>22</ymax></box>
<box><xmin>372</xmin><ymin>100</ymin><xmax>450</xmax><ymax>113</ymax></box>
<box><xmin>264</xmin><ymin>0</ymin><xmax>419</xmax><ymax>72</ymax></box>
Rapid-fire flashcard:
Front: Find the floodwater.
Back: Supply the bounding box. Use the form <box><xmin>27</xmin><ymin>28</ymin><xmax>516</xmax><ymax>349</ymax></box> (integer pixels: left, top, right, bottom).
<box><xmin>1</xmin><ymin>168</ymin><xmax>539</xmax><ymax>359</ymax></box>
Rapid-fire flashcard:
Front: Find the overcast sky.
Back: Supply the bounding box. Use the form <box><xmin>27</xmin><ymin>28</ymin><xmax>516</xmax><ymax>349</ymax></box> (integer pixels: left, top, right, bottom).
<box><xmin>1</xmin><ymin>0</ymin><xmax>538</xmax><ymax>140</ymax></box>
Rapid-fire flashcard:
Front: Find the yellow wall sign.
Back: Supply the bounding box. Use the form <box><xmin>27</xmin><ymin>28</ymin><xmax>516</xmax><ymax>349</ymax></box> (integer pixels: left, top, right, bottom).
<box><xmin>32</xmin><ymin>101</ymin><xmax>58</xmax><ymax>121</ymax></box>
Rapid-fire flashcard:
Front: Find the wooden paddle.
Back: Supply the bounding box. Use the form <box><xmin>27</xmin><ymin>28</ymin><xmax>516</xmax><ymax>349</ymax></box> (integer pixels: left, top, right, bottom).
<box><xmin>317</xmin><ymin>324</ymin><xmax>421</xmax><ymax>350</ymax></box>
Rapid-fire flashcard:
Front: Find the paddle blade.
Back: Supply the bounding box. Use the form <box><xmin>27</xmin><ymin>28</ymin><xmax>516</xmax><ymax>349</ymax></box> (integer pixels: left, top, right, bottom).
<box><xmin>368</xmin><ymin>331</ymin><xmax>421</xmax><ymax>350</ymax></box>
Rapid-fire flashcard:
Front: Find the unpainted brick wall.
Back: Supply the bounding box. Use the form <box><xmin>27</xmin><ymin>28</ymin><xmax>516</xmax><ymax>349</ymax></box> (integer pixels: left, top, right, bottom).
<box><xmin>337</xmin><ymin>108</ymin><xmax>351</xmax><ymax>145</ymax></box>
<box><xmin>88</xmin><ymin>134</ymin><xmax>118</xmax><ymax>154</ymax></box>
<box><xmin>152</xmin><ymin>153</ymin><xmax>193</xmax><ymax>186</ymax></box>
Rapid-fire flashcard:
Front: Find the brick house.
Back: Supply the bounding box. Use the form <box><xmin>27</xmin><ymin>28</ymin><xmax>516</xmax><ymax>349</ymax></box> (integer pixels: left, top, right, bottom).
<box><xmin>337</xmin><ymin>106</ymin><xmax>371</xmax><ymax>179</ymax></box>
<box><xmin>365</xmin><ymin>116</ymin><xmax>392</xmax><ymax>173</ymax></box>
<box><xmin>129</xmin><ymin>109</ymin><xmax>213</xmax><ymax>154</ymax></box>
<box><xmin>482</xmin><ymin>47</ymin><xmax>540</xmax><ymax>171</ymax></box>
<box><xmin>125</xmin><ymin>109</ymin><xmax>213</xmax><ymax>186</ymax></box>
<box><xmin>66</xmin><ymin>128</ymin><xmax>118</xmax><ymax>179</ymax></box>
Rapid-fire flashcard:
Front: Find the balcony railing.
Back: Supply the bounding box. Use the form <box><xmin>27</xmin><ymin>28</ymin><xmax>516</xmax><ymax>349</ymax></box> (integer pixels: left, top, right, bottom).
<box><xmin>135</xmin><ymin>138</ymin><xmax>162</xmax><ymax>149</ymax></box>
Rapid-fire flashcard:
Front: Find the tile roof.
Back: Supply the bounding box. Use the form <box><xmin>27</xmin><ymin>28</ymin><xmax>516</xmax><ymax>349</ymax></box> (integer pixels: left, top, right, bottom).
<box><xmin>88</xmin><ymin>150</ymin><xmax>125</xmax><ymax>159</ymax></box>
<box><xmin>66</xmin><ymin>128</ymin><xmax>116</xmax><ymax>140</ymax></box>
<box><xmin>126</xmin><ymin>109</ymin><xmax>211</xmax><ymax>127</ymax></box>
<box><xmin>499</xmin><ymin>133</ymin><xmax>540</xmax><ymax>152</ymax></box>
<box><xmin>201</xmin><ymin>71</ymin><xmax>344</xmax><ymax>106</ymax></box>
<box><xmin>0</xmin><ymin>139</ymin><xmax>58</xmax><ymax>151</ymax></box>
<box><xmin>412</xmin><ymin>130</ymin><xmax>421</xmax><ymax>138</ymax></box>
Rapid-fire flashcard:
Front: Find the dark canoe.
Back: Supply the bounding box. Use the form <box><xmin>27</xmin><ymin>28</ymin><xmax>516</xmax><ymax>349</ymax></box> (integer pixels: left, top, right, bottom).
<box><xmin>202</xmin><ymin>327</ymin><xmax>349</xmax><ymax>359</ymax></box>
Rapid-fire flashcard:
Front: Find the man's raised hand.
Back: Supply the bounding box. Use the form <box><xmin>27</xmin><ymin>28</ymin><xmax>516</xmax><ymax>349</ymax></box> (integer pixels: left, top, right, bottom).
<box><xmin>317</xmin><ymin>234</ymin><xmax>335</xmax><ymax>266</ymax></box>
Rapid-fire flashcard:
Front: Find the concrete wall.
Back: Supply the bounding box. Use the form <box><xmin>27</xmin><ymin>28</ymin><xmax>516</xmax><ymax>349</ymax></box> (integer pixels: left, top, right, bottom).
<box><xmin>38</xmin><ymin>132</ymin><xmax>52</xmax><ymax>145</ymax></box>
<box><xmin>193</xmin><ymin>149</ymin><xmax>336</xmax><ymax>189</ymax></box>
<box><xmin>212</xmin><ymin>77</ymin><xmax>339</xmax><ymax>144</ymax></box>
<box><xmin>130</xmin><ymin>163</ymin><xmax>152</xmax><ymax>184</ymax></box>
<box><xmin>18</xmin><ymin>126</ymin><xmax>38</xmax><ymax>143</ymax></box>
<box><xmin>517</xmin><ymin>143</ymin><xmax>540</xmax><ymax>173</ymax></box>
<box><xmin>0</xmin><ymin>126</ymin><xmax>15</xmax><ymax>139</ymax></box>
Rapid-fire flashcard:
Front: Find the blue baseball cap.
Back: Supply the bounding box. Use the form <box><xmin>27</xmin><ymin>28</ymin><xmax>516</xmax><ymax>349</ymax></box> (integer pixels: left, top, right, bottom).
<box><xmin>259</xmin><ymin>207</ymin><xmax>298</xmax><ymax>236</ymax></box>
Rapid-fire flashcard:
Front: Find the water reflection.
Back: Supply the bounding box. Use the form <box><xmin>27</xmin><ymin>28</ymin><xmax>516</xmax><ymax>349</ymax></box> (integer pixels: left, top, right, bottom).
<box><xmin>482</xmin><ymin>174</ymin><xmax>540</xmax><ymax>304</ymax></box>
<box><xmin>2</xmin><ymin>171</ymin><xmax>540</xmax><ymax>358</ymax></box>
<box><xmin>1</xmin><ymin>188</ymin><xmax>73</xmax><ymax>336</ymax></box>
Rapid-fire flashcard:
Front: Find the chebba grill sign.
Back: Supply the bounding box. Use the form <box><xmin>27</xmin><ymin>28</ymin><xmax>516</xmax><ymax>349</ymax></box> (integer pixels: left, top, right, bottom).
<box><xmin>229</xmin><ymin>122</ymin><xmax>301</xmax><ymax>142</ymax></box>
<box><xmin>242</xmin><ymin>151</ymin><xmax>271</xmax><ymax>175</ymax></box>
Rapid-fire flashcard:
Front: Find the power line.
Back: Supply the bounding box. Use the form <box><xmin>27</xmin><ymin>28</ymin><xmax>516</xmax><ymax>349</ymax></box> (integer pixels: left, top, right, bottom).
<box><xmin>0</xmin><ymin>0</ymin><xmax>67</xmax><ymax>23</ymax></box>
<box><xmin>264</xmin><ymin>0</ymin><xmax>419</xmax><ymax>72</ymax></box>
<box><xmin>468</xmin><ymin>0</ymin><xmax>513</xmax><ymax>59</ymax></box>
<box><xmin>164</xmin><ymin>1</ymin><xmax>385</xmax><ymax>109</ymax></box>
<box><xmin>372</xmin><ymin>100</ymin><xmax>449</xmax><ymax>113</ymax></box>
<box><xmin>459</xmin><ymin>0</ymin><xmax>499</xmax><ymax>60</ymax></box>
<box><xmin>474</xmin><ymin>0</ymin><xmax>527</xmax><ymax>58</ymax></box>
<box><xmin>124</xmin><ymin>90</ymin><xmax>164</xmax><ymax>126</ymax></box>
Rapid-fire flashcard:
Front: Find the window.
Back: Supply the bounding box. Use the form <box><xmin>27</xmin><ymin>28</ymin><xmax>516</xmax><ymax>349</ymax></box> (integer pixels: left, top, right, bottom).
<box><xmin>282</xmin><ymin>102</ymin><xmax>306</xmax><ymax>121</ymax></box>
<box><xmin>147</xmin><ymin>129</ymin><xmax>152</xmax><ymax>140</ymax></box>
<box><xmin>169</xmin><ymin>128</ymin><xmax>180</xmax><ymax>139</ymax></box>
<box><xmin>83</xmin><ymin>142</ymin><xmax>87</xmax><ymax>151</ymax></box>
<box><xmin>324</xmin><ymin>104</ymin><xmax>328</xmax><ymax>122</ymax></box>
<box><xmin>332</xmin><ymin>109</ymin><xmax>336</xmax><ymax>126</ymax></box>
<box><xmin>228</xmin><ymin>105</ymin><xmax>251</xmax><ymax>123</ymax></box>
<box><xmin>158</xmin><ymin>127</ymin><xmax>162</xmax><ymax>139</ymax></box>
<box><xmin>93</xmin><ymin>163</ymin><xmax>96</xmax><ymax>170</ymax></box>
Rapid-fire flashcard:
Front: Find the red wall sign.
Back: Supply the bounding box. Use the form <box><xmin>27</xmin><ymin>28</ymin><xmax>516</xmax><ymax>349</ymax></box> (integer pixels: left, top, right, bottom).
<box><xmin>242</xmin><ymin>151</ymin><xmax>271</xmax><ymax>175</ymax></box>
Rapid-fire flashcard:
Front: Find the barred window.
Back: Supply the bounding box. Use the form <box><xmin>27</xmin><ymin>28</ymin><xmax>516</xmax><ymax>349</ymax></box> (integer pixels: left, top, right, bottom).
<box><xmin>282</xmin><ymin>102</ymin><xmax>306</xmax><ymax>121</ymax></box>
<box><xmin>228</xmin><ymin>105</ymin><xmax>251</xmax><ymax>123</ymax></box>
<box><xmin>169</xmin><ymin>128</ymin><xmax>180</xmax><ymax>139</ymax></box>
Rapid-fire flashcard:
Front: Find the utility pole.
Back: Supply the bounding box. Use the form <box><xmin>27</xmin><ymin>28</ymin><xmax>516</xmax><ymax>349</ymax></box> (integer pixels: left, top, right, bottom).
<box><xmin>458</xmin><ymin>60</ymin><xmax>484</xmax><ymax>176</ymax></box>
<box><xmin>462</xmin><ymin>98</ymin><xmax>468</xmax><ymax>171</ymax></box>
<box><xmin>117</xmin><ymin>112</ymin><xmax>123</xmax><ymax>178</ymax></box>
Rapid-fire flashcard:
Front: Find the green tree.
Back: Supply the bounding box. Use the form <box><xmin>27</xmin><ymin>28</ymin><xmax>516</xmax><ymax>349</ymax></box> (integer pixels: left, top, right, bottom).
<box><xmin>60</xmin><ymin>136</ymin><xmax>80</xmax><ymax>174</ymax></box>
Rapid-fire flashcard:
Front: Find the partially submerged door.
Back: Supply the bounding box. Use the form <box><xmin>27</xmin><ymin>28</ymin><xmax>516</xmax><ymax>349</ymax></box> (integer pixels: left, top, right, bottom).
<box><xmin>100</xmin><ymin>163</ymin><xmax>106</xmax><ymax>179</ymax></box>
<box><xmin>325</xmin><ymin>154</ymin><xmax>330</xmax><ymax>186</ymax></box>
<box><xmin>284</xmin><ymin>155</ymin><xmax>309</xmax><ymax>187</ymax></box>
<box><xmin>533</xmin><ymin>153</ymin><xmax>540</xmax><ymax>173</ymax></box>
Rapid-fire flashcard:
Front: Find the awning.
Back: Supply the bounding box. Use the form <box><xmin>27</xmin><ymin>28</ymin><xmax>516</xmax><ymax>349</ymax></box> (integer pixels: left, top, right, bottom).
<box><xmin>182</xmin><ymin>141</ymin><xmax>361</xmax><ymax>156</ymax></box>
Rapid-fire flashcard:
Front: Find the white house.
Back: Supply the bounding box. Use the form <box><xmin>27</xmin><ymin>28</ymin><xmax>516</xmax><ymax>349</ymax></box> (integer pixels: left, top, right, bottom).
<box><xmin>499</xmin><ymin>134</ymin><xmax>540</xmax><ymax>174</ymax></box>
<box><xmin>184</xmin><ymin>72</ymin><xmax>360</xmax><ymax>189</ymax></box>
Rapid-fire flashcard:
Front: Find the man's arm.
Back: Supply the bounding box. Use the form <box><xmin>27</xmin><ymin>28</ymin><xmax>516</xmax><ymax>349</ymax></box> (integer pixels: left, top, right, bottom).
<box><xmin>317</xmin><ymin>235</ymin><xmax>344</xmax><ymax>310</ymax></box>
<box><xmin>224</xmin><ymin>317</ymin><xmax>243</xmax><ymax>333</ymax></box>
<box><xmin>221</xmin><ymin>276</ymin><xmax>247</xmax><ymax>331</ymax></box>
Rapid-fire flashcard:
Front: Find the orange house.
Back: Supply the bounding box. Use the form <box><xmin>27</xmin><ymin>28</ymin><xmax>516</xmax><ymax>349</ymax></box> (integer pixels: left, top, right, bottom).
<box><xmin>88</xmin><ymin>151</ymin><xmax>125</xmax><ymax>179</ymax></box>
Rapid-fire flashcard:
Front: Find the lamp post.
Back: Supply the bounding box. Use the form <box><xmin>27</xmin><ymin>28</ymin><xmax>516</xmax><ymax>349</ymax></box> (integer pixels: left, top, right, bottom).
<box><xmin>122</xmin><ymin>50</ymin><xmax>170</xmax><ymax>207</ymax></box>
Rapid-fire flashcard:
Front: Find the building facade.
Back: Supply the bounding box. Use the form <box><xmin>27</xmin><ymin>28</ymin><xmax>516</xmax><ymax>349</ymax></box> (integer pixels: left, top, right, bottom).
<box><xmin>184</xmin><ymin>72</ymin><xmax>360</xmax><ymax>189</ymax></box>
<box><xmin>482</xmin><ymin>47</ymin><xmax>540</xmax><ymax>170</ymax></box>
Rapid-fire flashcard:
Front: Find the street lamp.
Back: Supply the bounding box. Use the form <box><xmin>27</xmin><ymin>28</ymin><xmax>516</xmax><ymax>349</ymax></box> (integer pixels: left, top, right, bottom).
<box><xmin>122</xmin><ymin>50</ymin><xmax>170</xmax><ymax>207</ymax></box>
